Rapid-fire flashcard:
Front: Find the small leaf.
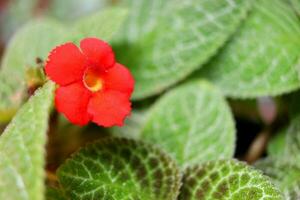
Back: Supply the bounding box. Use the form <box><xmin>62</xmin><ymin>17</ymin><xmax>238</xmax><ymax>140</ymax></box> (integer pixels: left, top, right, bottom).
<box><xmin>141</xmin><ymin>81</ymin><xmax>235</xmax><ymax>167</ymax></box>
<box><xmin>199</xmin><ymin>0</ymin><xmax>300</xmax><ymax>98</ymax></box>
<box><xmin>114</xmin><ymin>0</ymin><xmax>253</xmax><ymax>99</ymax></box>
<box><xmin>180</xmin><ymin>160</ymin><xmax>282</xmax><ymax>200</ymax></box>
<box><xmin>255</xmin><ymin>158</ymin><xmax>300</xmax><ymax>200</ymax></box>
<box><xmin>57</xmin><ymin>138</ymin><xmax>181</xmax><ymax>200</ymax></box>
<box><xmin>0</xmin><ymin>19</ymin><xmax>67</xmax><ymax>112</ymax></box>
<box><xmin>73</xmin><ymin>7</ymin><xmax>128</xmax><ymax>43</ymax></box>
<box><xmin>0</xmin><ymin>82</ymin><xmax>55</xmax><ymax>200</ymax></box>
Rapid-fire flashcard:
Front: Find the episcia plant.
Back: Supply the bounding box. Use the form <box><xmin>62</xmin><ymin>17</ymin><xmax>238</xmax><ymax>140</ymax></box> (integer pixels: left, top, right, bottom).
<box><xmin>1</xmin><ymin>0</ymin><xmax>300</xmax><ymax>199</ymax></box>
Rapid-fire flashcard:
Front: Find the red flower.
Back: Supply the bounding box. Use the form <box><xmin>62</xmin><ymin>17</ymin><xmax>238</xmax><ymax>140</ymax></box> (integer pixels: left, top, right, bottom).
<box><xmin>45</xmin><ymin>38</ymin><xmax>134</xmax><ymax>127</ymax></box>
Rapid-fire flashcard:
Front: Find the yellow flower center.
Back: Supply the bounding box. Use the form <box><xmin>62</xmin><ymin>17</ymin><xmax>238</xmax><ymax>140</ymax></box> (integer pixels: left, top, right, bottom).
<box><xmin>83</xmin><ymin>68</ymin><xmax>103</xmax><ymax>92</ymax></box>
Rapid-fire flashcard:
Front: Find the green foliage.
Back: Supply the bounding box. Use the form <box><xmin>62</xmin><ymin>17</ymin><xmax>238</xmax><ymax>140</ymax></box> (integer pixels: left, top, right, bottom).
<box><xmin>0</xmin><ymin>82</ymin><xmax>55</xmax><ymax>200</ymax></box>
<box><xmin>46</xmin><ymin>187</ymin><xmax>67</xmax><ymax>200</ymax></box>
<box><xmin>115</xmin><ymin>0</ymin><xmax>253</xmax><ymax>100</ymax></box>
<box><xmin>290</xmin><ymin>0</ymin><xmax>300</xmax><ymax>16</ymax></box>
<box><xmin>73</xmin><ymin>7</ymin><xmax>128</xmax><ymax>43</ymax></box>
<box><xmin>267</xmin><ymin>127</ymin><xmax>287</xmax><ymax>157</ymax></box>
<box><xmin>255</xmin><ymin>158</ymin><xmax>300</xmax><ymax>200</ymax></box>
<box><xmin>111</xmin><ymin>109</ymin><xmax>147</xmax><ymax>139</ymax></box>
<box><xmin>0</xmin><ymin>0</ymin><xmax>37</xmax><ymax>41</ymax></box>
<box><xmin>180</xmin><ymin>160</ymin><xmax>283</xmax><ymax>200</ymax></box>
<box><xmin>199</xmin><ymin>0</ymin><xmax>300</xmax><ymax>98</ymax></box>
<box><xmin>57</xmin><ymin>138</ymin><xmax>182</xmax><ymax>200</ymax></box>
<box><xmin>141</xmin><ymin>81</ymin><xmax>235</xmax><ymax>166</ymax></box>
<box><xmin>47</xmin><ymin>0</ymin><xmax>109</xmax><ymax>22</ymax></box>
<box><xmin>0</xmin><ymin>19</ymin><xmax>67</xmax><ymax>113</ymax></box>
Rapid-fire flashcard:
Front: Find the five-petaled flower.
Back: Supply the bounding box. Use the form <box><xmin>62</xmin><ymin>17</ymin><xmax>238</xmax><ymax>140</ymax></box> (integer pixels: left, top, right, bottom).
<box><xmin>45</xmin><ymin>37</ymin><xmax>134</xmax><ymax>127</ymax></box>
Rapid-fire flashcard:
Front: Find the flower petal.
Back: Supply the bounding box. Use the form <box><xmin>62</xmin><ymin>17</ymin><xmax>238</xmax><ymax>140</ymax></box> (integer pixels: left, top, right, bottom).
<box><xmin>88</xmin><ymin>91</ymin><xmax>131</xmax><ymax>127</ymax></box>
<box><xmin>101</xmin><ymin>63</ymin><xmax>134</xmax><ymax>96</ymax></box>
<box><xmin>80</xmin><ymin>38</ymin><xmax>115</xmax><ymax>70</ymax></box>
<box><xmin>45</xmin><ymin>43</ymin><xmax>86</xmax><ymax>86</ymax></box>
<box><xmin>55</xmin><ymin>82</ymin><xmax>91</xmax><ymax>126</ymax></box>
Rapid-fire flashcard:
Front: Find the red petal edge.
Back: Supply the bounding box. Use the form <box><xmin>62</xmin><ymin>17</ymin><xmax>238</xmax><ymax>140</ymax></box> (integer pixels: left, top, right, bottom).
<box><xmin>87</xmin><ymin>90</ymin><xmax>131</xmax><ymax>127</ymax></box>
<box><xmin>55</xmin><ymin>82</ymin><xmax>91</xmax><ymax>126</ymax></box>
<box><xmin>101</xmin><ymin>63</ymin><xmax>134</xmax><ymax>96</ymax></box>
<box><xmin>45</xmin><ymin>42</ymin><xmax>86</xmax><ymax>86</ymax></box>
<box><xmin>80</xmin><ymin>37</ymin><xmax>115</xmax><ymax>71</ymax></box>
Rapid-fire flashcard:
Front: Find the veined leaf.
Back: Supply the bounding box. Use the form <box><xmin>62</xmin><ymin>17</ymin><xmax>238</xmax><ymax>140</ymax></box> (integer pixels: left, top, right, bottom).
<box><xmin>141</xmin><ymin>81</ymin><xmax>235</xmax><ymax>167</ymax></box>
<box><xmin>0</xmin><ymin>82</ymin><xmax>55</xmax><ymax>200</ymax></box>
<box><xmin>199</xmin><ymin>0</ymin><xmax>300</xmax><ymax>98</ymax></box>
<box><xmin>0</xmin><ymin>19</ymin><xmax>67</xmax><ymax>113</ymax></box>
<box><xmin>57</xmin><ymin>138</ymin><xmax>181</xmax><ymax>200</ymax></box>
<box><xmin>180</xmin><ymin>160</ymin><xmax>282</xmax><ymax>200</ymax></box>
<box><xmin>114</xmin><ymin>0</ymin><xmax>253</xmax><ymax>100</ymax></box>
<box><xmin>255</xmin><ymin>158</ymin><xmax>300</xmax><ymax>200</ymax></box>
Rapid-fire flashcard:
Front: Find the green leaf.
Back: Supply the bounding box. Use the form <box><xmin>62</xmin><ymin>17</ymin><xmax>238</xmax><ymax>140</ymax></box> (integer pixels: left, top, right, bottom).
<box><xmin>47</xmin><ymin>0</ymin><xmax>109</xmax><ymax>22</ymax></box>
<box><xmin>57</xmin><ymin>138</ymin><xmax>181</xmax><ymax>200</ymax></box>
<box><xmin>255</xmin><ymin>158</ymin><xmax>300</xmax><ymax>199</ymax></box>
<box><xmin>0</xmin><ymin>82</ymin><xmax>55</xmax><ymax>200</ymax></box>
<box><xmin>0</xmin><ymin>0</ymin><xmax>37</xmax><ymax>41</ymax></box>
<box><xmin>72</xmin><ymin>7</ymin><xmax>128</xmax><ymax>43</ymax></box>
<box><xmin>199</xmin><ymin>0</ymin><xmax>300</xmax><ymax>98</ymax></box>
<box><xmin>46</xmin><ymin>187</ymin><xmax>67</xmax><ymax>200</ymax></box>
<box><xmin>180</xmin><ymin>160</ymin><xmax>282</xmax><ymax>200</ymax></box>
<box><xmin>267</xmin><ymin>127</ymin><xmax>287</xmax><ymax>157</ymax></box>
<box><xmin>110</xmin><ymin>109</ymin><xmax>148</xmax><ymax>139</ymax></box>
<box><xmin>114</xmin><ymin>0</ymin><xmax>253</xmax><ymax>100</ymax></box>
<box><xmin>290</xmin><ymin>0</ymin><xmax>300</xmax><ymax>16</ymax></box>
<box><xmin>0</xmin><ymin>19</ymin><xmax>67</xmax><ymax>112</ymax></box>
<box><xmin>141</xmin><ymin>81</ymin><xmax>235</xmax><ymax>167</ymax></box>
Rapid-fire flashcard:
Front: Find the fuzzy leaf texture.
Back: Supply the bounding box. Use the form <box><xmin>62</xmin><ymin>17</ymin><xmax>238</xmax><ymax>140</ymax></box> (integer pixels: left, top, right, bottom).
<box><xmin>0</xmin><ymin>82</ymin><xmax>55</xmax><ymax>200</ymax></box>
<box><xmin>114</xmin><ymin>0</ymin><xmax>253</xmax><ymax>99</ymax></box>
<box><xmin>180</xmin><ymin>160</ymin><xmax>283</xmax><ymax>200</ymax></box>
<box><xmin>57</xmin><ymin>138</ymin><xmax>182</xmax><ymax>200</ymax></box>
<box><xmin>141</xmin><ymin>81</ymin><xmax>235</xmax><ymax>167</ymax></box>
<box><xmin>0</xmin><ymin>19</ymin><xmax>67</xmax><ymax>113</ymax></box>
<box><xmin>199</xmin><ymin>0</ymin><xmax>300</xmax><ymax>98</ymax></box>
<box><xmin>255</xmin><ymin>158</ymin><xmax>300</xmax><ymax>200</ymax></box>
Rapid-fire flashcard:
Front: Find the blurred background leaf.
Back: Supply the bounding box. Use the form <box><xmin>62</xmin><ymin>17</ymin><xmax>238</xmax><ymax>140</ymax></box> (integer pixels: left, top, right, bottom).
<box><xmin>198</xmin><ymin>0</ymin><xmax>300</xmax><ymax>98</ymax></box>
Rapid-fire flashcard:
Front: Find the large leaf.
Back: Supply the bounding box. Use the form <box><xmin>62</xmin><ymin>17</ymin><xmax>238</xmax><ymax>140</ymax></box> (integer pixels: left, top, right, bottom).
<box><xmin>0</xmin><ymin>19</ymin><xmax>67</xmax><ymax>112</ymax></box>
<box><xmin>141</xmin><ymin>81</ymin><xmax>235</xmax><ymax>167</ymax></box>
<box><xmin>255</xmin><ymin>158</ymin><xmax>300</xmax><ymax>200</ymax></box>
<box><xmin>73</xmin><ymin>7</ymin><xmax>128</xmax><ymax>43</ymax></box>
<box><xmin>57</xmin><ymin>138</ymin><xmax>181</xmax><ymax>200</ymax></box>
<box><xmin>114</xmin><ymin>0</ymin><xmax>253</xmax><ymax>99</ymax></box>
<box><xmin>0</xmin><ymin>82</ymin><xmax>55</xmax><ymax>200</ymax></box>
<box><xmin>180</xmin><ymin>160</ymin><xmax>282</xmax><ymax>200</ymax></box>
<box><xmin>199</xmin><ymin>0</ymin><xmax>300</xmax><ymax>98</ymax></box>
